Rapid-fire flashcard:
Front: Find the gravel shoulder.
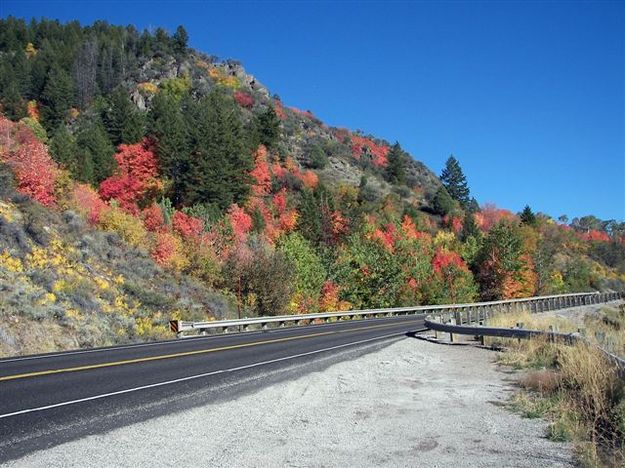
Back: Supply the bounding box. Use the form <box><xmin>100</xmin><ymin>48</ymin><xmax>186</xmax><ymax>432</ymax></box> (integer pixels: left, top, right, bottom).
<box><xmin>4</xmin><ymin>337</ymin><xmax>573</xmax><ymax>468</ymax></box>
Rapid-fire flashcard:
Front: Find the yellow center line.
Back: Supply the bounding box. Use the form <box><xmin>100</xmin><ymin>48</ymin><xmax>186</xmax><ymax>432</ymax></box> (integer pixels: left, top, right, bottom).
<box><xmin>0</xmin><ymin>320</ymin><xmax>417</xmax><ymax>382</ymax></box>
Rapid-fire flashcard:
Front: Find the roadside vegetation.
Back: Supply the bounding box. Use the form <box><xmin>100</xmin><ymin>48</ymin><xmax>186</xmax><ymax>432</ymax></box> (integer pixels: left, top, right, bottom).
<box><xmin>0</xmin><ymin>18</ymin><xmax>624</xmax><ymax>357</ymax></box>
<box><xmin>487</xmin><ymin>304</ymin><xmax>625</xmax><ymax>467</ymax></box>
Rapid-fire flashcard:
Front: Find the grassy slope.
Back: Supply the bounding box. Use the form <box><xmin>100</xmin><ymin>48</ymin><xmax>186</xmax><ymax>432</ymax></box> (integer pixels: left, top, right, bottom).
<box><xmin>0</xmin><ymin>164</ymin><xmax>233</xmax><ymax>357</ymax></box>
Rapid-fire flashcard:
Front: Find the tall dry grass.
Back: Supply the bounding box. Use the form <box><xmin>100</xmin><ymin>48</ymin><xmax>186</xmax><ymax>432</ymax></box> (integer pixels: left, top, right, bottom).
<box><xmin>488</xmin><ymin>308</ymin><xmax>625</xmax><ymax>466</ymax></box>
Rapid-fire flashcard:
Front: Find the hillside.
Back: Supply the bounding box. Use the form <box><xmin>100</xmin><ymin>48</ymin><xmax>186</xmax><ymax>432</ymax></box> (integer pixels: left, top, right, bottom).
<box><xmin>0</xmin><ymin>18</ymin><xmax>624</xmax><ymax>356</ymax></box>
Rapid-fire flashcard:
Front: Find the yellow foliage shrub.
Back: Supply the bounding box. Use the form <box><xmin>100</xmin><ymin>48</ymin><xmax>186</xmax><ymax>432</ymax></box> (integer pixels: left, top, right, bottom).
<box><xmin>137</xmin><ymin>82</ymin><xmax>159</xmax><ymax>95</ymax></box>
<box><xmin>0</xmin><ymin>251</ymin><xmax>23</xmax><ymax>272</ymax></box>
<box><xmin>99</xmin><ymin>208</ymin><xmax>149</xmax><ymax>249</ymax></box>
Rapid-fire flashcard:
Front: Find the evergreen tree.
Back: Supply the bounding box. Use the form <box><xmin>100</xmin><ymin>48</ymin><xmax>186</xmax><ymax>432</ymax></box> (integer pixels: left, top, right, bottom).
<box><xmin>149</xmin><ymin>93</ymin><xmax>190</xmax><ymax>205</ymax></box>
<box><xmin>384</xmin><ymin>142</ymin><xmax>407</xmax><ymax>185</ymax></box>
<box><xmin>254</xmin><ymin>106</ymin><xmax>281</xmax><ymax>149</ymax></box>
<box><xmin>106</xmin><ymin>87</ymin><xmax>145</xmax><ymax>145</ymax></box>
<box><xmin>461</xmin><ymin>210</ymin><xmax>480</xmax><ymax>241</ymax></box>
<box><xmin>440</xmin><ymin>155</ymin><xmax>470</xmax><ymax>206</ymax></box>
<box><xmin>520</xmin><ymin>205</ymin><xmax>537</xmax><ymax>226</ymax></box>
<box><xmin>307</xmin><ymin>144</ymin><xmax>328</xmax><ymax>170</ymax></box>
<box><xmin>182</xmin><ymin>91</ymin><xmax>253</xmax><ymax>209</ymax></box>
<box><xmin>172</xmin><ymin>25</ymin><xmax>188</xmax><ymax>55</ymax></box>
<box><xmin>49</xmin><ymin>125</ymin><xmax>79</xmax><ymax>174</ymax></box>
<box><xmin>76</xmin><ymin>117</ymin><xmax>115</xmax><ymax>184</ymax></box>
<box><xmin>432</xmin><ymin>186</ymin><xmax>454</xmax><ymax>216</ymax></box>
<box><xmin>8</xmin><ymin>49</ymin><xmax>31</xmax><ymax>97</ymax></box>
<box><xmin>40</xmin><ymin>65</ymin><xmax>75</xmax><ymax>131</ymax></box>
<box><xmin>0</xmin><ymin>69</ymin><xmax>26</xmax><ymax>119</ymax></box>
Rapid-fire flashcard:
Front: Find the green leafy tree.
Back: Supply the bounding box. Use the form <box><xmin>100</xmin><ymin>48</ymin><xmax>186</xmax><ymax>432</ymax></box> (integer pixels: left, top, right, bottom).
<box><xmin>19</xmin><ymin>117</ymin><xmax>48</xmax><ymax>143</ymax></box>
<box><xmin>474</xmin><ymin>221</ymin><xmax>523</xmax><ymax>300</ymax></box>
<box><xmin>334</xmin><ymin>232</ymin><xmax>404</xmax><ymax>309</ymax></box>
<box><xmin>307</xmin><ymin>144</ymin><xmax>328</xmax><ymax>170</ymax></box>
<box><xmin>440</xmin><ymin>155</ymin><xmax>470</xmax><ymax>206</ymax></box>
<box><xmin>278</xmin><ymin>233</ymin><xmax>326</xmax><ymax>310</ymax></box>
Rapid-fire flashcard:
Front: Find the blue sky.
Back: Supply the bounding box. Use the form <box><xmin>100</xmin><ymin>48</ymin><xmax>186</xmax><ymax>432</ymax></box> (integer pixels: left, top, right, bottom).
<box><xmin>2</xmin><ymin>0</ymin><xmax>624</xmax><ymax>221</ymax></box>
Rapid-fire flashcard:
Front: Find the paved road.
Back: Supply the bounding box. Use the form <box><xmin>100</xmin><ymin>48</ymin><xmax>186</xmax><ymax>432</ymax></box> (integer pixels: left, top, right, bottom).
<box><xmin>0</xmin><ymin>314</ymin><xmax>426</xmax><ymax>463</ymax></box>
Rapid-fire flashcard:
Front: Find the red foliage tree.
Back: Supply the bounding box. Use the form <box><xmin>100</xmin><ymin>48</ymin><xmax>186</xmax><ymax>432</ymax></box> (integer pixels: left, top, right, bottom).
<box><xmin>228</xmin><ymin>204</ymin><xmax>253</xmax><ymax>241</ymax></box>
<box><xmin>151</xmin><ymin>231</ymin><xmax>177</xmax><ymax>266</ymax></box>
<box><xmin>272</xmin><ymin>189</ymin><xmax>288</xmax><ymax>214</ymax></box>
<box><xmin>350</xmin><ymin>135</ymin><xmax>389</xmax><ymax>167</ymax></box>
<box><xmin>0</xmin><ymin>119</ymin><xmax>58</xmax><ymax>206</ymax></box>
<box><xmin>432</xmin><ymin>248</ymin><xmax>467</xmax><ymax>274</ymax></box>
<box><xmin>372</xmin><ymin>223</ymin><xmax>397</xmax><ymax>252</ymax></box>
<box><xmin>234</xmin><ymin>90</ymin><xmax>254</xmax><ymax>108</ymax></box>
<box><xmin>475</xmin><ymin>204</ymin><xmax>517</xmax><ymax>232</ymax></box>
<box><xmin>172</xmin><ymin>210</ymin><xmax>204</xmax><ymax>241</ymax></box>
<box><xmin>250</xmin><ymin>145</ymin><xmax>272</xmax><ymax>196</ymax></box>
<box><xmin>299</xmin><ymin>170</ymin><xmax>319</xmax><ymax>189</ymax></box>
<box><xmin>274</xmin><ymin>100</ymin><xmax>286</xmax><ymax>120</ymax></box>
<box><xmin>72</xmin><ymin>183</ymin><xmax>108</xmax><ymax>224</ymax></box>
<box><xmin>580</xmin><ymin>230</ymin><xmax>610</xmax><ymax>242</ymax></box>
<box><xmin>142</xmin><ymin>204</ymin><xmax>166</xmax><ymax>232</ymax></box>
<box><xmin>99</xmin><ymin>139</ymin><xmax>160</xmax><ymax>213</ymax></box>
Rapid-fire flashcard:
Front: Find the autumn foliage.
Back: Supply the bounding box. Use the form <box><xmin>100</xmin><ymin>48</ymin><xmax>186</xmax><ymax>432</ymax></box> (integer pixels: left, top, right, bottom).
<box><xmin>99</xmin><ymin>139</ymin><xmax>160</xmax><ymax>213</ymax></box>
<box><xmin>233</xmin><ymin>90</ymin><xmax>254</xmax><ymax>108</ymax></box>
<box><xmin>350</xmin><ymin>134</ymin><xmax>389</xmax><ymax>167</ymax></box>
<box><xmin>0</xmin><ymin>117</ymin><xmax>59</xmax><ymax>206</ymax></box>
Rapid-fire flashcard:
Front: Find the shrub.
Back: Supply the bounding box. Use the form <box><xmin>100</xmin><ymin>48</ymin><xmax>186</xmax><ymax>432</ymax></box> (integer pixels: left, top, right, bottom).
<box><xmin>233</xmin><ymin>90</ymin><xmax>254</xmax><ymax>108</ymax></box>
<box><xmin>224</xmin><ymin>238</ymin><xmax>293</xmax><ymax>316</ymax></box>
<box><xmin>172</xmin><ymin>210</ymin><xmax>204</xmax><ymax>241</ymax></box>
<box><xmin>0</xmin><ymin>118</ymin><xmax>59</xmax><ymax>207</ymax></box>
<box><xmin>99</xmin><ymin>207</ymin><xmax>149</xmax><ymax>248</ymax></box>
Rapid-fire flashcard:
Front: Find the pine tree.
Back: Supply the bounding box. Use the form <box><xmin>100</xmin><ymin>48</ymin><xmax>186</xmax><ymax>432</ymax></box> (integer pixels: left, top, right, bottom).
<box><xmin>40</xmin><ymin>65</ymin><xmax>75</xmax><ymax>131</ymax></box>
<box><xmin>520</xmin><ymin>205</ymin><xmax>537</xmax><ymax>226</ymax></box>
<box><xmin>440</xmin><ymin>155</ymin><xmax>470</xmax><ymax>206</ymax></box>
<box><xmin>432</xmin><ymin>186</ymin><xmax>454</xmax><ymax>216</ymax></box>
<box><xmin>106</xmin><ymin>87</ymin><xmax>145</xmax><ymax>145</ymax></box>
<box><xmin>254</xmin><ymin>106</ymin><xmax>281</xmax><ymax>149</ymax></box>
<box><xmin>385</xmin><ymin>142</ymin><xmax>406</xmax><ymax>185</ymax></box>
<box><xmin>182</xmin><ymin>91</ymin><xmax>253</xmax><ymax>209</ymax></box>
<box><xmin>461</xmin><ymin>210</ymin><xmax>480</xmax><ymax>241</ymax></box>
<box><xmin>76</xmin><ymin>117</ymin><xmax>115</xmax><ymax>184</ymax></box>
<box><xmin>149</xmin><ymin>93</ymin><xmax>190</xmax><ymax>205</ymax></box>
<box><xmin>172</xmin><ymin>26</ymin><xmax>188</xmax><ymax>56</ymax></box>
<box><xmin>0</xmin><ymin>70</ymin><xmax>26</xmax><ymax>119</ymax></box>
<box><xmin>49</xmin><ymin>125</ymin><xmax>79</xmax><ymax>174</ymax></box>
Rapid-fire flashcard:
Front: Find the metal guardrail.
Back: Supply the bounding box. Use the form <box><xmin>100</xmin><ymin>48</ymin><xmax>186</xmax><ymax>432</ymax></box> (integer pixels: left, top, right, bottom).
<box><xmin>423</xmin><ymin>317</ymin><xmax>625</xmax><ymax>377</ymax></box>
<box><xmin>170</xmin><ymin>291</ymin><xmax>622</xmax><ymax>338</ymax></box>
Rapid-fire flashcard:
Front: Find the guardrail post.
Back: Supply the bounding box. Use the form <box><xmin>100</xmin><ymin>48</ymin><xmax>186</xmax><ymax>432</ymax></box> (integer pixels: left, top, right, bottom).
<box><xmin>448</xmin><ymin>316</ymin><xmax>455</xmax><ymax>342</ymax></box>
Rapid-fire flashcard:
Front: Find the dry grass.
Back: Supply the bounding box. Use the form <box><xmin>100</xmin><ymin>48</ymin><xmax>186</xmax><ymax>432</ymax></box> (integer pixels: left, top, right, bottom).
<box><xmin>490</xmin><ymin>308</ymin><xmax>625</xmax><ymax>466</ymax></box>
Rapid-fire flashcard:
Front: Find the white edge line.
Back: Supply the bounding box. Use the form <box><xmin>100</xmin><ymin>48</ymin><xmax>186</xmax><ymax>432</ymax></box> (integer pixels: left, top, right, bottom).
<box><xmin>0</xmin><ymin>316</ymin><xmax>421</xmax><ymax>364</ymax></box>
<box><xmin>0</xmin><ymin>332</ymin><xmax>406</xmax><ymax>419</ymax></box>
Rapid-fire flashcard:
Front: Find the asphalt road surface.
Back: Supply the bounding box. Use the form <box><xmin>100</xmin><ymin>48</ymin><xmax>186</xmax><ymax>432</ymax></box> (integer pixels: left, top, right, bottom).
<box><xmin>0</xmin><ymin>314</ymin><xmax>426</xmax><ymax>463</ymax></box>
